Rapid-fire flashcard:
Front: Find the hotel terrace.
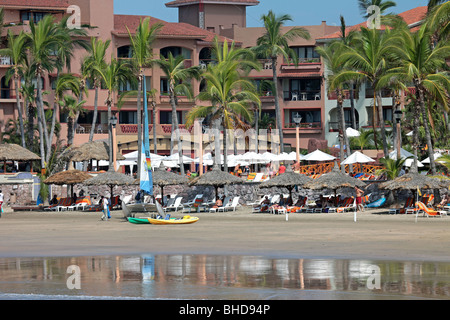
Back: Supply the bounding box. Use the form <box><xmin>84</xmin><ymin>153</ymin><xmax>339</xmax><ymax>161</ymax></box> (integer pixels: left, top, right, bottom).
<box><xmin>0</xmin><ymin>0</ymin><xmax>428</xmax><ymax>157</ymax></box>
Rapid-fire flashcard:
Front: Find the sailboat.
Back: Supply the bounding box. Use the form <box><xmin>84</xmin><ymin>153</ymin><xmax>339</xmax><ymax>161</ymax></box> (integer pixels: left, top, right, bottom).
<box><xmin>124</xmin><ymin>76</ymin><xmax>160</xmax><ymax>217</ymax></box>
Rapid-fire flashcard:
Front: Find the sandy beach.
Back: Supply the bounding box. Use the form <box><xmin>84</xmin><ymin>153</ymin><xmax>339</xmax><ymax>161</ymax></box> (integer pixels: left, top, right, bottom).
<box><xmin>1</xmin><ymin>207</ymin><xmax>449</xmax><ymax>262</ymax></box>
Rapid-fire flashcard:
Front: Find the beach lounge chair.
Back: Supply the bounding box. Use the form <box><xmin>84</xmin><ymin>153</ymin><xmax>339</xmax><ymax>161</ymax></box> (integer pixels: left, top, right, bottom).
<box><xmin>223</xmin><ymin>196</ymin><xmax>240</xmax><ymax>212</ymax></box>
<box><xmin>68</xmin><ymin>196</ymin><xmax>92</xmax><ymax>211</ymax></box>
<box><xmin>209</xmin><ymin>196</ymin><xmax>231</xmax><ymax>212</ymax></box>
<box><xmin>389</xmin><ymin>197</ymin><xmax>414</xmax><ymax>214</ymax></box>
<box><xmin>416</xmin><ymin>201</ymin><xmax>446</xmax><ymax>218</ymax></box>
<box><xmin>365</xmin><ymin>197</ymin><xmax>386</xmax><ymax>208</ymax></box>
<box><xmin>182</xmin><ymin>194</ymin><xmax>203</xmax><ymax>212</ymax></box>
<box><xmin>44</xmin><ymin>197</ymin><xmax>64</xmax><ymax>211</ymax></box>
<box><xmin>164</xmin><ymin>196</ymin><xmax>183</xmax><ymax>212</ymax></box>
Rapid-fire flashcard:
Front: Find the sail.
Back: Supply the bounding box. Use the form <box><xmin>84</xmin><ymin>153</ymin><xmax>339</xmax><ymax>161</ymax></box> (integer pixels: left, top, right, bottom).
<box><xmin>140</xmin><ymin>76</ymin><xmax>153</xmax><ymax>195</ymax></box>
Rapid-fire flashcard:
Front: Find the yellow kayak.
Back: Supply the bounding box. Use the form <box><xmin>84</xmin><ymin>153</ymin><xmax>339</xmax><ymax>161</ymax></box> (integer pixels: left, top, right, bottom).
<box><xmin>147</xmin><ymin>215</ymin><xmax>199</xmax><ymax>225</ymax></box>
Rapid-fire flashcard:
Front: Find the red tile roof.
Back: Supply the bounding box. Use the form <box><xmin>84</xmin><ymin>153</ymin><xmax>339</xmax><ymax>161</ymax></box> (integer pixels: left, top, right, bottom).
<box><xmin>165</xmin><ymin>0</ymin><xmax>259</xmax><ymax>7</ymax></box>
<box><xmin>318</xmin><ymin>6</ymin><xmax>428</xmax><ymax>40</ymax></box>
<box><xmin>113</xmin><ymin>14</ymin><xmax>234</xmax><ymax>43</ymax></box>
<box><xmin>0</xmin><ymin>0</ymin><xmax>69</xmax><ymax>9</ymax></box>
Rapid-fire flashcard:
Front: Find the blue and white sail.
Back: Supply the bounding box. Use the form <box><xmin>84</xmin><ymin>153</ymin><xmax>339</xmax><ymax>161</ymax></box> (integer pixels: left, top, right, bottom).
<box><xmin>139</xmin><ymin>76</ymin><xmax>153</xmax><ymax>195</ymax></box>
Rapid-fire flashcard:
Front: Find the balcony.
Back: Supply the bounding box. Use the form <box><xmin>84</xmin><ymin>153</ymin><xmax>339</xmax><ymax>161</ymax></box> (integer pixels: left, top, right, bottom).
<box><xmin>284</xmin><ymin>90</ymin><xmax>321</xmax><ymax>101</ymax></box>
<box><xmin>284</xmin><ymin>122</ymin><xmax>323</xmax><ymax>134</ymax></box>
<box><xmin>117</xmin><ymin>124</ymin><xmax>194</xmax><ymax>136</ymax></box>
<box><xmin>0</xmin><ymin>56</ymin><xmax>12</xmax><ymax>67</ymax></box>
<box><xmin>328</xmin><ymin>90</ymin><xmax>360</xmax><ymax>100</ymax></box>
<box><xmin>329</xmin><ymin>122</ymin><xmax>360</xmax><ymax>132</ymax></box>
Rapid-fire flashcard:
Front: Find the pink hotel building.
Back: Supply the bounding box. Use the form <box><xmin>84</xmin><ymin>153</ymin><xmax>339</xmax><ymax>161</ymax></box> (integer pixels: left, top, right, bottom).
<box><xmin>0</xmin><ymin>0</ymin><xmax>426</xmax><ymax>157</ymax></box>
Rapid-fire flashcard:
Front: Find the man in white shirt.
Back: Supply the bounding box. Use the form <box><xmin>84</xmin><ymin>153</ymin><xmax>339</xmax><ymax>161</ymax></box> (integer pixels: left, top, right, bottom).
<box><xmin>0</xmin><ymin>190</ymin><xmax>4</xmax><ymax>217</ymax></box>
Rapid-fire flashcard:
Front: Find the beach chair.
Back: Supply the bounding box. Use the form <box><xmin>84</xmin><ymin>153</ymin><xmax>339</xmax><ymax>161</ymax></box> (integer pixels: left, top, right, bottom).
<box><xmin>222</xmin><ymin>196</ymin><xmax>241</xmax><ymax>212</ymax></box>
<box><xmin>365</xmin><ymin>197</ymin><xmax>386</xmax><ymax>208</ymax></box>
<box><xmin>182</xmin><ymin>194</ymin><xmax>203</xmax><ymax>212</ymax></box>
<box><xmin>55</xmin><ymin>198</ymin><xmax>73</xmax><ymax>211</ymax></box>
<box><xmin>389</xmin><ymin>197</ymin><xmax>414</xmax><ymax>214</ymax></box>
<box><xmin>209</xmin><ymin>196</ymin><xmax>231</xmax><ymax>213</ymax></box>
<box><xmin>68</xmin><ymin>196</ymin><xmax>92</xmax><ymax>211</ymax></box>
<box><xmin>416</xmin><ymin>201</ymin><xmax>446</xmax><ymax>218</ymax></box>
<box><xmin>164</xmin><ymin>196</ymin><xmax>183</xmax><ymax>212</ymax></box>
<box><xmin>44</xmin><ymin>197</ymin><xmax>64</xmax><ymax>211</ymax></box>
<box><xmin>252</xmin><ymin>173</ymin><xmax>264</xmax><ymax>182</ymax></box>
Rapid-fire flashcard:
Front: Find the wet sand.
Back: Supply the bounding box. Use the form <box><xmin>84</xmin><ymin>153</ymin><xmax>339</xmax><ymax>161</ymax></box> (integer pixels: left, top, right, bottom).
<box><xmin>1</xmin><ymin>208</ymin><xmax>449</xmax><ymax>262</ymax></box>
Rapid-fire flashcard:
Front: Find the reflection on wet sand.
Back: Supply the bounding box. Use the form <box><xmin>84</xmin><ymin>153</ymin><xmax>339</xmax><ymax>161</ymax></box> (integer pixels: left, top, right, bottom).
<box><xmin>0</xmin><ymin>255</ymin><xmax>449</xmax><ymax>299</ymax></box>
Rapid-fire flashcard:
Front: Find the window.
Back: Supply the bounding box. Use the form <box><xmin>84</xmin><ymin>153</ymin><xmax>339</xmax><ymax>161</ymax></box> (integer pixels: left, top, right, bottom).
<box><xmin>119</xmin><ymin>111</ymin><xmax>138</xmax><ymax>124</ymax></box>
<box><xmin>291</xmin><ymin>46</ymin><xmax>320</xmax><ymax>62</ymax></box>
<box><xmin>21</xmin><ymin>11</ymin><xmax>48</xmax><ymax>23</ymax></box>
<box><xmin>160</xmin><ymin>47</ymin><xmax>191</xmax><ymax>59</ymax></box>
<box><xmin>160</xmin><ymin>78</ymin><xmax>169</xmax><ymax>95</ymax></box>
<box><xmin>285</xmin><ymin>78</ymin><xmax>321</xmax><ymax>101</ymax></box>
<box><xmin>290</xmin><ymin>109</ymin><xmax>321</xmax><ymax>125</ymax></box>
<box><xmin>160</xmin><ymin>111</ymin><xmax>182</xmax><ymax>125</ymax></box>
<box><xmin>117</xmin><ymin>46</ymin><xmax>132</xmax><ymax>59</ymax></box>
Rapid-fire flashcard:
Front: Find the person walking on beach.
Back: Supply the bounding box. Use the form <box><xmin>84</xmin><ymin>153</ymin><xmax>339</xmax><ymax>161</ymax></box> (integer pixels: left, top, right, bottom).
<box><xmin>355</xmin><ymin>187</ymin><xmax>364</xmax><ymax>212</ymax></box>
<box><xmin>101</xmin><ymin>196</ymin><xmax>110</xmax><ymax>221</ymax></box>
<box><xmin>0</xmin><ymin>189</ymin><xmax>4</xmax><ymax>217</ymax></box>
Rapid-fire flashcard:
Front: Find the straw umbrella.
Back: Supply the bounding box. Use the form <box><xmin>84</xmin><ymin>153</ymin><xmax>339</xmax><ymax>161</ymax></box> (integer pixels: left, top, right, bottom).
<box><xmin>303</xmin><ymin>164</ymin><xmax>366</xmax><ymax>205</ymax></box>
<box><xmin>0</xmin><ymin>143</ymin><xmax>41</xmax><ymax>172</ymax></box>
<box><xmin>152</xmin><ymin>167</ymin><xmax>189</xmax><ymax>202</ymax></box>
<box><xmin>259</xmin><ymin>166</ymin><xmax>312</xmax><ymax>199</ymax></box>
<box><xmin>67</xmin><ymin>141</ymin><xmax>125</xmax><ymax>168</ymax></box>
<box><xmin>44</xmin><ymin>170</ymin><xmax>93</xmax><ymax>197</ymax></box>
<box><xmin>189</xmin><ymin>165</ymin><xmax>244</xmax><ymax>200</ymax></box>
<box><xmin>83</xmin><ymin>168</ymin><xmax>136</xmax><ymax>199</ymax></box>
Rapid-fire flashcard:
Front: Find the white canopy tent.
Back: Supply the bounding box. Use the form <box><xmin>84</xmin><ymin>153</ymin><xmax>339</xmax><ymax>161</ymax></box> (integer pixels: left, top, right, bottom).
<box><xmin>389</xmin><ymin>148</ymin><xmax>424</xmax><ymax>167</ymax></box>
<box><xmin>303</xmin><ymin>149</ymin><xmax>336</xmax><ymax>162</ymax></box>
<box><xmin>341</xmin><ymin>151</ymin><xmax>375</xmax><ymax>165</ymax></box>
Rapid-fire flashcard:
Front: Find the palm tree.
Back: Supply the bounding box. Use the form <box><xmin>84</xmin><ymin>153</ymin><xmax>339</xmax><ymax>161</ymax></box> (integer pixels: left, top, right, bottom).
<box><xmin>377</xmin><ymin>157</ymin><xmax>407</xmax><ymax>180</ymax></box>
<box><xmin>253</xmin><ymin>11</ymin><xmax>310</xmax><ymax>153</ymax></box>
<box><xmin>334</xmin><ymin>27</ymin><xmax>401</xmax><ymax>158</ymax></box>
<box><xmin>26</xmin><ymin>15</ymin><xmax>70</xmax><ymax>167</ymax></box>
<box><xmin>94</xmin><ymin>58</ymin><xmax>134</xmax><ymax>169</ymax></box>
<box><xmin>351</xmin><ymin>129</ymin><xmax>374</xmax><ymax>153</ymax></box>
<box><xmin>82</xmin><ymin>38</ymin><xmax>111</xmax><ymax>142</ymax></box>
<box><xmin>316</xmin><ymin>42</ymin><xmax>351</xmax><ymax>169</ymax></box>
<box><xmin>152</xmin><ymin>52</ymin><xmax>199</xmax><ymax>175</ymax></box>
<box><xmin>387</xmin><ymin>23</ymin><xmax>450</xmax><ymax>175</ymax></box>
<box><xmin>186</xmin><ymin>44</ymin><xmax>261</xmax><ymax>172</ymax></box>
<box><xmin>59</xmin><ymin>95</ymin><xmax>86</xmax><ymax>146</ymax></box>
<box><xmin>0</xmin><ymin>30</ymin><xmax>29</xmax><ymax>148</ymax></box>
<box><xmin>127</xmin><ymin>17</ymin><xmax>163</xmax><ymax>179</ymax></box>
<box><xmin>358</xmin><ymin>0</ymin><xmax>397</xmax><ymax>18</ymax></box>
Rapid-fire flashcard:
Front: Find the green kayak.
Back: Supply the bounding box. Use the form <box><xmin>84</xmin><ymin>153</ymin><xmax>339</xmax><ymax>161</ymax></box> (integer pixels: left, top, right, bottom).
<box><xmin>128</xmin><ymin>217</ymin><xmax>151</xmax><ymax>224</ymax></box>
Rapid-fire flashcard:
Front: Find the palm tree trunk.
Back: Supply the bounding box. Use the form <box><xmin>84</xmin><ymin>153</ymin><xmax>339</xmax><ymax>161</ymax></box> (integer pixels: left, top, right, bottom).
<box><xmin>88</xmin><ymin>84</ymin><xmax>99</xmax><ymax>142</ymax></box>
<box><xmin>417</xmin><ymin>85</ymin><xmax>436</xmax><ymax>175</ymax></box>
<box><xmin>14</xmin><ymin>76</ymin><xmax>26</xmax><ymax>148</ymax></box>
<box><xmin>271</xmin><ymin>57</ymin><xmax>284</xmax><ymax>153</ymax></box>
<box><xmin>223</xmin><ymin>114</ymin><xmax>228</xmax><ymax>173</ymax></box>
<box><xmin>136</xmin><ymin>75</ymin><xmax>143</xmax><ymax>180</ymax></box>
<box><xmin>214</xmin><ymin>118</ymin><xmax>221</xmax><ymax>168</ymax></box>
<box><xmin>170</xmin><ymin>83</ymin><xmax>184</xmax><ymax>175</ymax></box>
<box><xmin>336</xmin><ymin>91</ymin><xmax>346</xmax><ymax>172</ymax></box>
<box><xmin>375</xmin><ymin>90</ymin><xmax>388</xmax><ymax>158</ymax></box>
<box><xmin>36</xmin><ymin>109</ymin><xmax>46</xmax><ymax>169</ymax></box>
<box><xmin>35</xmin><ymin>72</ymin><xmax>48</xmax><ymax>165</ymax></box>
<box><xmin>27</xmin><ymin>102</ymin><xmax>35</xmax><ymax>151</ymax></box>
<box><xmin>67</xmin><ymin>117</ymin><xmax>74</xmax><ymax>146</ymax></box>
<box><xmin>349</xmin><ymin>81</ymin><xmax>357</xmax><ymax>129</ymax></box>
<box><xmin>152</xmin><ymin>101</ymin><xmax>157</xmax><ymax>154</ymax></box>
<box><xmin>47</xmin><ymin>71</ymin><xmax>60</xmax><ymax>161</ymax></box>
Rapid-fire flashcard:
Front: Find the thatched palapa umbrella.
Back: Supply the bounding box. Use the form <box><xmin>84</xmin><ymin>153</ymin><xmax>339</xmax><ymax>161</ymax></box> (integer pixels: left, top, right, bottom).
<box><xmin>83</xmin><ymin>168</ymin><xmax>135</xmax><ymax>199</ymax></box>
<box><xmin>259</xmin><ymin>166</ymin><xmax>312</xmax><ymax>199</ymax></box>
<box><xmin>189</xmin><ymin>165</ymin><xmax>244</xmax><ymax>200</ymax></box>
<box><xmin>379</xmin><ymin>163</ymin><xmax>449</xmax><ymax>197</ymax></box>
<box><xmin>152</xmin><ymin>167</ymin><xmax>189</xmax><ymax>201</ymax></box>
<box><xmin>68</xmin><ymin>140</ymin><xmax>125</xmax><ymax>163</ymax></box>
<box><xmin>303</xmin><ymin>164</ymin><xmax>366</xmax><ymax>204</ymax></box>
<box><xmin>44</xmin><ymin>170</ymin><xmax>93</xmax><ymax>197</ymax></box>
<box><xmin>0</xmin><ymin>143</ymin><xmax>41</xmax><ymax>172</ymax></box>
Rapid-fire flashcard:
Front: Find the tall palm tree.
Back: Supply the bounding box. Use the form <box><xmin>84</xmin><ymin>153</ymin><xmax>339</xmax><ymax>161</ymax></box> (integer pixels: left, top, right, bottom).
<box><xmin>127</xmin><ymin>17</ymin><xmax>163</xmax><ymax>179</ymax></box>
<box><xmin>316</xmin><ymin>42</ymin><xmax>350</xmax><ymax>169</ymax></box>
<box><xmin>358</xmin><ymin>0</ymin><xmax>397</xmax><ymax>18</ymax></box>
<box><xmin>152</xmin><ymin>52</ymin><xmax>199</xmax><ymax>175</ymax></box>
<box><xmin>334</xmin><ymin>27</ymin><xmax>400</xmax><ymax>158</ymax></box>
<box><xmin>26</xmin><ymin>15</ymin><xmax>70</xmax><ymax>167</ymax></box>
<box><xmin>0</xmin><ymin>30</ymin><xmax>29</xmax><ymax>148</ymax></box>
<box><xmin>82</xmin><ymin>37</ymin><xmax>111</xmax><ymax>142</ymax></box>
<box><xmin>253</xmin><ymin>11</ymin><xmax>310</xmax><ymax>153</ymax></box>
<box><xmin>387</xmin><ymin>24</ymin><xmax>450</xmax><ymax>175</ymax></box>
<box><xmin>94</xmin><ymin>58</ymin><xmax>134</xmax><ymax>169</ymax></box>
<box><xmin>186</xmin><ymin>46</ymin><xmax>261</xmax><ymax>171</ymax></box>
<box><xmin>59</xmin><ymin>95</ymin><xmax>86</xmax><ymax>146</ymax></box>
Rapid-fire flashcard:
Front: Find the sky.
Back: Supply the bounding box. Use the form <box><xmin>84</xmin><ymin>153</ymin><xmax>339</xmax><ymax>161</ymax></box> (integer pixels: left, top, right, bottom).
<box><xmin>113</xmin><ymin>0</ymin><xmax>428</xmax><ymax>27</ymax></box>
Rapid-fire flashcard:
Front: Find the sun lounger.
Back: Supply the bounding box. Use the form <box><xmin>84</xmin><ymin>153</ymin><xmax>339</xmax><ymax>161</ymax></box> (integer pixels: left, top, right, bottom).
<box><xmin>221</xmin><ymin>196</ymin><xmax>240</xmax><ymax>212</ymax></box>
<box><xmin>416</xmin><ymin>201</ymin><xmax>446</xmax><ymax>218</ymax></box>
<box><xmin>389</xmin><ymin>197</ymin><xmax>414</xmax><ymax>214</ymax></box>
<box><xmin>182</xmin><ymin>194</ymin><xmax>203</xmax><ymax>212</ymax></box>
<box><xmin>68</xmin><ymin>196</ymin><xmax>92</xmax><ymax>211</ymax></box>
<box><xmin>365</xmin><ymin>197</ymin><xmax>386</xmax><ymax>208</ymax></box>
<box><xmin>209</xmin><ymin>196</ymin><xmax>231</xmax><ymax>212</ymax></box>
<box><xmin>164</xmin><ymin>196</ymin><xmax>183</xmax><ymax>212</ymax></box>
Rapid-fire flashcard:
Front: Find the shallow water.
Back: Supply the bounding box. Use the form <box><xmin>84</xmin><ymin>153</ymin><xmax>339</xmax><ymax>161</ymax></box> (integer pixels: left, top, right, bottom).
<box><xmin>0</xmin><ymin>254</ymin><xmax>449</xmax><ymax>300</ymax></box>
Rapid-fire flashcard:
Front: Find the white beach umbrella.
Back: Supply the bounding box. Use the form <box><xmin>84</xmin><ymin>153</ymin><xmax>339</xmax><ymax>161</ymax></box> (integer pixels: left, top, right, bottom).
<box><xmin>165</xmin><ymin>154</ymin><xmax>194</xmax><ymax>164</ymax></box>
<box><xmin>236</xmin><ymin>152</ymin><xmax>267</xmax><ymax>164</ymax></box>
<box><xmin>389</xmin><ymin>148</ymin><xmax>415</xmax><ymax>160</ymax></box>
<box><xmin>303</xmin><ymin>149</ymin><xmax>336</xmax><ymax>161</ymax></box>
<box><xmin>346</xmin><ymin>127</ymin><xmax>361</xmax><ymax>137</ymax></box>
<box><xmin>421</xmin><ymin>152</ymin><xmax>443</xmax><ymax>164</ymax></box>
<box><xmin>341</xmin><ymin>151</ymin><xmax>375</xmax><ymax>165</ymax></box>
